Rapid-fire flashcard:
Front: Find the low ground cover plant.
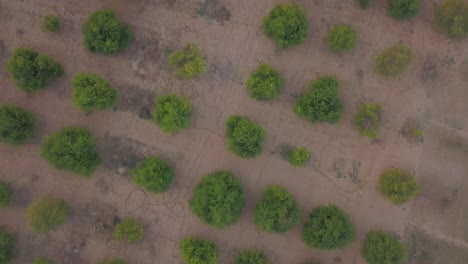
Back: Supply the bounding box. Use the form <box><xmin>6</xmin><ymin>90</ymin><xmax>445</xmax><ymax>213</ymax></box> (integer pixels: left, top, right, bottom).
<box><xmin>435</xmin><ymin>0</ymin><xmax>468</xmax><ymax>38</ymax></box>
<box><xmin>354</xmin><ymin>102</ymin><xmax>382</xmax><ymax>139</ymax></box>
<box><xmin>288</xmin><ymin>146</ymin><xmax>311</xmax><ymax>167</ymax></box>
<box><xmin>131</xmin><ymin>157</ymin><xmax>174</xmax><ymax>193</ymax></box>
<box><xmin>375</xmin><ymin>45</ymin><xmax>412</xmax><ymax>77</ymax></box>
<box><xmin>225</xmin><ymin>115</ymin><xmax>265</xmax><ymax>158</ymax></box>
<box><xmin>0</xmin><ymin>105</ymin><xmax>35</xmax><ymax>145</ymax></box>
<box><xmin>388</xmin><ymin>0</ymin><xmax>420</xmax><ymax>20</ymax></box>
<box><xmin>255</xmin><ymin>185</ymin><xmax>299</xmax><ymax>233</ymax></box>
<box><xmin>83</xmin><ymin>8</ymin><xmax>132</xmax><ymax>55</ymax></box>
<box><xmin>168</xmin><ymin>43</ymin><xmax>206</xmax><ymax>79</ymax></box>
<box><xmin>33</xmin><ymin>257</ymin><xmax>52</xmax><ymax>264</ymax></box>
<box><xmin>235</xmin><ymin>250</ymin><xmax>269</xmax><ymax>264</ymax></box>
<box><xmin>325</xmin><ymin>24</ymin><xmax>357</xmax><ymax>53</ymax></box>
<box><xmin>25</xmin><ymin>197</ymin><xmax>69</xmax><ymax>234</ymax></box>
<box><xmin>43</xmin><ymin>15</ymin><xmax>59</xmax><ymax>32</ymax></box>
<box><xmin>295</xmin><ymin>76</ymin><xmax>343</xmax><ymax>123</ymax></box>
<box><xmin>263</xmin><ymin>4</ymin><xmax>308</xmax><ymax>48</ymax></box>
<box><xmin>180</xmin><ymin>237</ymin><xmax>218</xmax><ymax>264</ymax></box>
<box><xmin>114</xmin><ymin>217</ymin><xmax>144</xmax><ymax>243</ymax></box>
<box><xmin>379</xmin><ymin>168</ymin><xmax>419</xmax><ymax>204</ymax></box>
<box><xmin>0</xmin><ymin>182</ymin><xmax>11</xmax><ymax>208</ymax></box>
<box><xmin>72</xmin><ymin>73</ymin><xmax>118</xmax><ymax>112</ymax></box>
<box><xmin>401</xmin><ymin>119</ymin><xmax>423</xmax><ymax>143</ymax></box>
<box><xmin>152</xmin><ymin>94</ymin><xmax>192</xmax><ymax>133</ymax></box>
<box><xmin>40</xmin><ymin>127</ymin><xmax>100</xmax><ymax>176</ymax></box>
<box><xmin>302</xmin><ymin>205</ymin><xmax>355</xmax><ymax>249</ymax></box>
<box><xmin>246</xmin><ymin>64</ymin><xmax>283</xmax><ymax>100</ymax></box>
<box><xmin>0</xmin><ymin>228</ymin><xmax>14</xmax><ymax>264</ymax></box>
<box><xmin>6</xmin><ymin>48</ymin><xmax>63</xmax><ymax>92</ymax></box>
<box><xmin>190</xmin><ymin>171</ymin><xmax>245</xmax><ymax>228</ymax></box>
<box><xmin>362</xmin><ymin>230</ymin><xmax>408</xmax><ymax>264</ymax></box>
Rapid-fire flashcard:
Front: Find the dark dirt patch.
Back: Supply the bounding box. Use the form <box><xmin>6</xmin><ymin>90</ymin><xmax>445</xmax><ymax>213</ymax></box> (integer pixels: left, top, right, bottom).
<box><xmin>196</xmin><ymin>0</ymin><xmax>231</xmax><ymax>23</ymax></box>
<box><xmin>96</xmin><ymin>135</ymin><xmax>149</xmax><ymax>173</ymax></box>
<box><xmin>116</xmin><ymin>86</ymin><xmax>156</xmax><ymax>120</ymax></box>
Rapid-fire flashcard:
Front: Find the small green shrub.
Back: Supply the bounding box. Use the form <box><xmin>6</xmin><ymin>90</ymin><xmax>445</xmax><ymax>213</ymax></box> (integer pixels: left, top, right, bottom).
<box><xmin>235</xmin><ymin>250</ymin><xmax>268</xmax><ymax>264</ymax></box>
<box><xmin>72</xmin><ymin>73</ymin><xmax>118</xmax><ymax>112</ymax></box>
<box><xmin>302</xmin><ymin>205</ymin><xmax>355</xmax><ymax>249</ymax></box>
<box><xmin>33</xmin><ymin>257</ymin><xmax>52</xmax><ymax>264</ymax></box>
<box><xmin>325</xmin><ymin>24</ymin><xmax>357</xmax><ymax>53</ymax></box>
<box><xmin>263</xmin><ymin>4</ymin><xmax>308</xmax><ymax>48</ymax></box>
<box><xmin>83</xmin><ymin>8</ymin><xmax>132</xmax><ymax>55</ymax></box>
<box><xmin>295</xmin><ymin>76</ymin><xmax>343</xmax><ymax>123</ymax></box>
<box><xmin>0</xmin><ymin>228</ymin><xmax>14</xmax><ymax>264</ymax></box>
<box><xmin>0</xmin><ymin>105</ymin><xmax>35</xmax><ymax>145</ymax></box>
<box><xmin>388</xmin><ymin>0</ymin><xmax>420</xmax><ymax>19</ymax></box>
<box><xmin>96</xmin><ymin>259</ymin><xmax>125</xmax><ymax>264</ymax></box>
<box><xmin>375</xmin><ymin>45</ymin><xmax>412</xmax><ymax>77</ymax></box>
<box><xmin>43</xmin><ymin>15</ymin><xmax>59</xmax><ymax>32</ymax></box>
<box><xmin>435</xmin><ymin>0</ymin><xmax>468</xmax><ymax>38</ymax></box>
<box><xmin>190</xmin><ymin>171</ymin><xmax>245</xmax><ymax>228</ymax></box>
<box><xmin>225</xmin><ymin>115</ymin><xmax>265</xmax><ymax>158</ymax></box>
<box><xmin>152</xmin><ymin>94</ymin><xmax>192</xmax><ymax>133</ymax></box>
<box><xmin>25</xmin><ymin>197</ymin><xmax>69</xmax><ymax>234</ymax></box>
<box><xmin>180</xmin><ymin>237</ymin><xmax>218</xmax><ymax>264</ymax></box>
<box><xmin>168</xmin><ymin>43</ymin><xmax>206</xmax><ymax>79</ymax></box>
<box><xmin>362</xmin><ymin>230</ymin><xmax>408</xmax><ymax>264</ymax></box>
<box><xmin>0</xmin><ymin>182</ymin><xmax>11</xmax><ymax>208</ymax></box>
<box><xmin>246</xmin><ymin>64</ymin><xmax>283</xmax><ymax>100</ymax></box>
<box><xmin>40</xmin><ymin>127</ymin><xmax>100</xmax><ymax>176</ymax></box>
<box><xmin>254</xmin><ymin>185</ymin><xmax>299</xmax><ymax>233</ymax></box>
<box><xmin>288</xmin><ymin>146</ymin><xmax>311</xmax><ymax>167</ymax></box>
<box><xmin>6</xmin><ymin>48</ymin><xmax>63</xmax><ymax>92</ymax></box>
<box><xmin>354</xmin><ymin>102</ymin><xmax>382</xmax><ymax>139</ymax></box>
<box><xmin>131</xmin><ymin>157</ymin><xmax>173</xmax><ymax>193</ymax></box>
<box><xmin>114</xmin><ymin>217</ymin><xmax>144</xmax><ymax>243</ymax></box>
<box><xmin>379</xmin><ymin>168</ymin><xmax>419</xmax><ymax>204</ymax></box>
<box><xmin>359</xmin><ymin>0</ymin><xmax>375</xmax><ymax>8</ymax></box>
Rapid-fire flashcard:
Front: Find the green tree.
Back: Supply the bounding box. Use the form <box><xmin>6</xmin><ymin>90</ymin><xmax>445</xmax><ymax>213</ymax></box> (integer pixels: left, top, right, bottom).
<box><xmin>25</xmin><ymin>197</ymin><xmax>69</xmax><ymax>234</ymax></box>
<box><xmin>359</xmin><ymin>0</ymin><xmax>375</xmax><ymax>8</ymax></box>
<box><xmin>114</xmin><ymin>217</ymin><xmax>144</xmax><ymax>243</ymax></box>
<box><xmin>246</xmin><ymin>64</ymin><xmax>283</xmax><ymax>100</ymax></box>
<box><xmin>362</xmin><ymin>230</ymin><xmax>408</xmax><ymax>264</ymax></box>
<box><xmin>225</xmin><ymin>116</ymin><xmax>265</xmax><ymax>158</ymax></box>
<box><xmin>435</xmin><ymin>0</ymin><xmax>468</xmax><ymax>38</ymax></box>
<box><xmin>6</xmin><ymin>48</ymin><xmax>63</xmax><ymax>92</ymax></box>
<box><xmin>0</xmin><ymin>182</ymin><xmax>11</xmax><ymax>208</ymax></box>
<box><xmin>263</xmin><ymin>4</ymin><xmax>308</xmax><ymax>48</ymax></box>
<box><xmin>190</xmin><ymin>171</ymin><xmax>245</xmax><ymax>228</ymax></box>
<box><xmin>96</xmin><ymin>259</ymin><xmax>125</xmax><ymax>264</ymax></box>
<box><xmin>0</xmin><ymin>105</ymin><xmax>35</xmax><ymax>145</ymax></box>
<box><xmin>302</xmin><ymin>205</ymin><xmax>355</xmax><ymax>249</ymax></box>
<box><xmin>72</xmin><ymin>73</ymin><xmax>118</xmax><ymax>112</ymax></box>
<box><xmin>0</xmin><ymin>228</ymin><xmax>14</xmax><ymax>264</ymax></box>
<box><xmin>131</xmin><ymin>157</ymin><xmax>174</xmax><ymax>193</ymax></box>
<box><xmin>379</xmin><ymin>168</ymin><xmax>419</xmax><ymax>204</ymax></box>
<box><xmin>43</xmin><ymin>15</ymin><xmax>60</xmax><ymax>32</ymax></box>
<box><xmin>288</xmin><ymin>146</ymin><xmax>311</xmax><ymax>167</ymax></box>
<box><xmin>83</xmin><ymin>8</ymin><xmax>132</xmax><ymax>55</ymax></box>
<box><xmin>235</xmin><ymin>250</ymin><xmax>269</xmax><ymax>264</ymax></box>
<box><xmin>325</xmin><ymin>24</ymin><xmax>357</xmax><ymax>53</ymax></box>
<box><xmin>33</xmin><ymin>257</ymin><xmax>52</xmax><ymax>264</ymax></box>
<box><xmin>40</xmin><ymin>127</ymin><xmax>100</xmax><ymax>176</ymax></box>
<box><xmin>295</xmin><ymin>76</ymin><xmax>343</xmax><ymax>123</ymax></box>
<box><xmin>152</xmin><ymin>94</ymin><xmax>192</xmax><ymax>133</ymax></box>
<box><xmin>254</xmin><ymin>185</ymin><xmax>299</xmax><ymax>233</ymax></box>
<box><xmin>180</xmin><ymin>237</ymin><xmax>218</xmax><ymax>264</ymax></box>
<box><xmin>388</xmin><ymin>0</ymin><xmax>420</xmax><ymax>19</ymax></box>
<box><xmin>375</xmin><ymin>45</ymin><xmax>412</xmax><ymax>77</ymax></box>
<box><xmin>354</xmin><ymin>102</ymin><xmax>382</xmax><ymax>139</ymax></box>
<box><xmin>168</xmin><ymin>43</ymin><xmax>206</xmax><ymax>79</ymax></box>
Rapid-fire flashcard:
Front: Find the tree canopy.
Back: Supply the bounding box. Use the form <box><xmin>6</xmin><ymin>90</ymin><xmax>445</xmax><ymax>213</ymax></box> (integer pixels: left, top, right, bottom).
<box><xmin>235</xmin><ymin>250</ymin><xmax>269</xmax><ymax>264</ymax></box>
<box><xmin>354</xmin><ymin>102</ymin><xmax>382</xmax><ymax>139</ymax></box>
<box><xmin>263</xmin><ymin>4</ymin><xmax>308</xmax><ymax>48</ymax></box>
<box><xmin>180</xmin><ymin>237</ymin><xmax>218</xmax><ymax>264</ymax></box>
<box><xmin>435</xmin><ymin>0</ymin><xmax>468</xmax><ymax>38</ymax></box>
<box><xmin>379</xmin><ymin>168</ymin><xmax>419</xmax><ymax>204</ymax></box>
<box><xmin>152</xmin><ymin>94</ymin><xmax>192</xmax><ymax>133</ymax></box>
<box><xmin>225</xmin><ymin>116</ymin><xmax>265</xmax><ymax>158</ymax></box>
<box><xmin>131</xmin><ymin>157</ymin><xmax>174</xmax><ymax>193</ymax></box>
<box><xmin>168</xmin><ymin>43</ymin><xmax>206</xmax><ymax>79</ymax></box>
<box><xmin>72</xmin><ymin>73</ymin><xmax>118</xmax><ymax>112</ymax></box>
<box><xmin>0</xmin><ymin>228</ymin><xmax>14</xmax><ymax>264</ymax></box>
<box><xmin>325</xmin><ymin>24</ymin><xmax>357</xmax><ymax>53</ymax></box>
<box><xmin>362</xmin><ymin>230</ymin><xmax>408</xmax><ymax>264</ymax></box>
<box><xmin>25</xmin><ymin>197</ymin><xmax>69</xmax><ymax>234</ymax></box>
<box><xmin>246</xmin><ymin>64</ymin><xmax>283</xmax><ymax>100</ymax></box>
<box><xmin>0</xmin><ymin>105</ymin><xmax>35</xmax><ymax>145</ymax></box>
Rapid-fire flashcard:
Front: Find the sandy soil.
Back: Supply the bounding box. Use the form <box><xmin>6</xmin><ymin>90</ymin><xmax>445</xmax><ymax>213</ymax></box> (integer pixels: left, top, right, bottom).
<box><xmin>0</xmin><ymin>0</ymin><xmax>467</xmax><ymax>263</ymax></box>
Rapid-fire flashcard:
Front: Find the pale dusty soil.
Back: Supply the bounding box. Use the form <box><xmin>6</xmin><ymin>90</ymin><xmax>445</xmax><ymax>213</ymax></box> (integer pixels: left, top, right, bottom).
<box><xmin>0</xmin><ymin>0</ymin><xmax>468</xmax><ymax>263</ymax></box>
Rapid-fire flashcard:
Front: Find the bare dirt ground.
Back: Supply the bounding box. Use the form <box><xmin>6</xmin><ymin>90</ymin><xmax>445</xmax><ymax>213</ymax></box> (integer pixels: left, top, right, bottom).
<box><xmin>1</xmin><ymin>0</ymin><xmax>468</xmax><ymax>263</ymax></box>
